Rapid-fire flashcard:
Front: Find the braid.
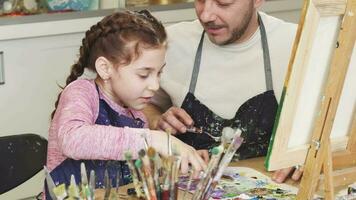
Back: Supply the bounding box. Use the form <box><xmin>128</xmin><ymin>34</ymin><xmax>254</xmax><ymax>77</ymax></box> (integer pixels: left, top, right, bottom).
<box><xmin>51</xmin><ymin>10</ymin><xmax>167</xmax><ymax>120</ymax></box>
<box><xmin>51</xmin><ymin>23</ymin><xmax>101</xmax><ymax>119</ymax></box>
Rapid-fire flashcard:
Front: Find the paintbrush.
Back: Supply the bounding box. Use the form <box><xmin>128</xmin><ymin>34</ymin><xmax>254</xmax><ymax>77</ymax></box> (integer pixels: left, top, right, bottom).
<box><xmin>147</xmin><ymin>147</ymin><xmax>162</xmax><ymax>200</ymax></box>
<box><xmin>67</xmin><ymin>175</ymin><xmax>80</xmax><ymax>199</ymax></box>
<box><xmin>200</xmin><ymin>177</ymin><xmax>213</xmax><ymax>200</ymax></box>
<box><xmin>165</xmin><ymin>129</ymin><xmax>173</xmax><ymax>156</ymax></box>
<box><xmin>182</xmin><ymin>169</ymin><xmax>194</xmax><ymax>199</ymax></box>
<box><xmin>104</xmin><ymin>169</ymin><xmax>111</xmax><ymax>200</ymax></box>
<box><xmin>80</xmin><ymin>162</ymin><xmax>92</xmax><ymax>200</ymax></box>
<box><xmin>139</xmin><ymin>149</ymin><xmax>158</xmax><ymax>200</ymax></box>
<box><xmin>44</xmin><ymin>166</ymin><xmax>57</xmax><ymax>200</ymax></box>
<box><xmin>52</xmin><ymin>183</ymin><xmax>67</xmax><ymax>200</ymax></box>
<box><xmin>89</xmin><ymin>170</ymin><xmax>95</xmax><ymax>199</ymax></box>
<box><xmin>161</xmin><ymin>156</ymin><xmax>174</xmax><ymax>200</ymax></box>
<box><xmin>186</xmin><ymin>126</ymin><xmax>221</xmax><ymax>142</ymax></box>
<box><xmin>195</xmin><ymin>134</ymin><xmax>244</xmax><ymax>199</ymax></box>
<box><xmin>213</xmin><ymin>134</ymin><xmax>243</xmax><ymax>182</ymax></box>
<box><xmin>191</xmin><ymin>145</ymin><xmax>224</xmax><ymax>200</ymax></box>
<box><xmin>135</xmin><ymin>159</ymin><xmax>151</xmax><ymax>200</ymax></box>
<box><xmin>125</xmin><ymin>151</ymin><xmax>145</xmax><ymax>198</ymax></box>
<box><xmin>221</xmin><ymin>127</ymin><xmax>240</xmax><ymax>145</ymax></box>
<box><xmin>169</xmin><ymin>156</ymin><xmax>181</xmax><ymax>200</ymax></box>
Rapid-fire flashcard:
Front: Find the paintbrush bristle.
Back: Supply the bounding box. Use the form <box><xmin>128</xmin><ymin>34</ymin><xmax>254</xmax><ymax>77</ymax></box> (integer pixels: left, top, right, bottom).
<box><xmin>147</xmin><ymin>147</ymin><xmax>156</xmax><ymax>158</ymax></box>
<box><xmin>138</xmin><ymin>149</ymin><xmax>146</xmax><ymax>158</ymax></box>
<box><xmin>211</xmin><ymin>146</ymin><xmax>220</xmax><ymax>155</ymax></box>
<box><xmin>124</xmin><ymin>151</ymin><xmax>132</xmax><ymax>160</ymax></box>
<box><xmin>135</xmin><ymin>159</ymin><xmax>142</xmax><ymax>169</ymax></box>
<box><xmin>70</xmin><ymin>175</ymin><xmax>76</xmax><ymax>185</ymax></box>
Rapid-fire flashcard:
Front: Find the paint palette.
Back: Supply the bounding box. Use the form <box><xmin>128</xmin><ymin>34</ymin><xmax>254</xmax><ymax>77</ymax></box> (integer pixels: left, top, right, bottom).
<box><xmin>178</xmin><ymin>167</ymin><xmax>298</xmax><ymax>200</ymax></box>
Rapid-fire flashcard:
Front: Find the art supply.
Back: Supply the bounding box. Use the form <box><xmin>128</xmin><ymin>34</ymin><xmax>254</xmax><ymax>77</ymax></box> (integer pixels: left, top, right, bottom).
<box><xmin>104</xmin><ymin>169</ymin><xmax>111</xmax><ymax>200</ymax></box>
<box><xmin>53</xmin><ymin>184</ymin><xmax>67</xmax><ymax>200</ymax></box>
<box><xmin>186</xmin><ymin>126</ymin><xmax>221</xmax><ymax>142</ymax></box>
<box><xmin>139</xmin><ymin>149</ymin><xmax>158</xmax><ymax>200</ymax></box>
<box><xmin>348</xmin><ymin>183</ymin><xmax>356</xmax><ymax>195</ymax></box>
<box><xmin>161</xmin><ymin>156</ymin><xmax>174</xmax><ymax>200</ymax></box>
<box><xmin>191</xmin><ymin>145</ymin><xmax>224</xmax><ymax>200</ymax></box>
<box><xmin>165</xmin><ymin>129</ymin><xmax>172</xmax><ymax>156</ymax></box>
<box><xmin>221</xmin><ymin>127</ymin><xmax>241</xmax><ymax>144</ymax></box>
<box><xmin>125</xmin><ymin>151</ymin><xmax>145</xmax><ymax>198</ymax></box>
<box><xmin>80</xmin><ymin>162</ymin><xmax>92</xmax><ymax>200</ymax></box>
<box><xmin>191</xmin><ymin>131</ymin><xmax>243</xmax><ymax>200</ymax></box>
<box><xmin>116</xmin><ymin>169</ymin><xmax>121</xmax><ymax>187</ymax></box>
<box><xmin>213</xmin><ymin>133</ymin><xmax>244</xmax><ymax>182</ymax></box>
<box><xmin>44</xmin><ymin>166</ymin><xmax>57</xmax><ymax>200</ymax></box>
<box><xmin>142</xmin><ymin>134</ymin><xmax>149</xmax><ymax>150</ymax></box>
<box><xmin>67</xmin><ymin>175</ymin><xmax>80</xmax><ymax>199</ymax></box>
<box><xmin>183</xmin><ymin>170</ymin><xmax>194</xmax><ymax>199</ymax></box>
<box><xmin>186</xmin><ymin>126</ymin><xmax>203</xmax><ymax>134</ymax></box>
<box><xmin>147</xmin><ymin>147</ymin><xmax>162</xmax><ymax>200</ymax></box>
<box><xmin>200</xmin><ymin>176</ymin><xmax>213</xmax><ymax>200</ymax></box>
<box><xmin>44</xmin><ymin>146</ymin><xmax>228</xmax><ymax>200</ymax></box>
<box><xmin>178</xmin><ymin>167</ymin><xmax>299</xmax><ymax>200</ymax></box>
<box><xmin>89</xmin><ymin>170</ymin><xmax>96</xmax><ymax>199</ymax></box>
<box><xmin>135</xmin><ymin>159</ymin><xmax>151</xmax><ymax>200</ymax></box>
<box><xmin>170</xmin><ymin>156</ymin><xmax>181</xmax><ymax>200</ymax></box>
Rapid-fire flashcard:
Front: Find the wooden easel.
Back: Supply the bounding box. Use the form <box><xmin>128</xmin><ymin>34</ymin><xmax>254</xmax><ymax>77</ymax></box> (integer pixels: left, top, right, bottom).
<box><xmin>296</xmin><ymin>0</ymin><xmax>356</xmax><ymax>199</ymax></box>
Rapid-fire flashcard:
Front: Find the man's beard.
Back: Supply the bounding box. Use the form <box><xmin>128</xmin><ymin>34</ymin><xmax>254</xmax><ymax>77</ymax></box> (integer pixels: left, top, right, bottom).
<box><xmin>222</xmin><ymin>5</ymin><xmax>254</xmax><ymax>45</ymax></box>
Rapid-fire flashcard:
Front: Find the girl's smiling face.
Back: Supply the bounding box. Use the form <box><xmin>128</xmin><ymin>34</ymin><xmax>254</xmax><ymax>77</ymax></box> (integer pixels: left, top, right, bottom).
<box><xmin>98</xmin><ymin>46</ymin><xmax>166</xmax><ymax>110</ymax></box>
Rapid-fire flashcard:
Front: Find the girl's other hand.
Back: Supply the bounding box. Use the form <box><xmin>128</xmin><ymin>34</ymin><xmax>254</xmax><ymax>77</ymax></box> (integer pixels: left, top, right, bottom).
<box><xmin>197</xmin><ymin>149</ymin><xmax>210</xmax><ymax>164</ymax></box>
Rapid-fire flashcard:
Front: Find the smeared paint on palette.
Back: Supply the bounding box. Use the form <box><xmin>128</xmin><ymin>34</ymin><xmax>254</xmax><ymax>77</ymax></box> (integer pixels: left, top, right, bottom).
<box><xmin>178</xmin><ymin>167</ymin><xmax>298</xmax><ymax>200</ymax></box>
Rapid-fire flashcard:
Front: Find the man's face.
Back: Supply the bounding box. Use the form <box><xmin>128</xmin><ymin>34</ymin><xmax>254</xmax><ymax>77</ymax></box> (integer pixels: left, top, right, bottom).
<box><xmin>195</xmin><ymin>0</ymin><xmax>257</xmax><ymax>45</ymax></box>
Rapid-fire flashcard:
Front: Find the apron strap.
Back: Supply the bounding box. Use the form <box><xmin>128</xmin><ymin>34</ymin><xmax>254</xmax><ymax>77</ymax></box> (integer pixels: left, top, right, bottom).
<box><xmin>258</xmin><ymin>13</ymin><xmax>274</xmax><ymax>91</ymax></box>
<box><xmin>188</xmin><ymin>12</ymin><xmax>274</xmax><ymax>94</ymax></box>
<box><xmin>189</xmin><ymin>32</ymin><xmax>205</xmax><ymax>94</ymax></box>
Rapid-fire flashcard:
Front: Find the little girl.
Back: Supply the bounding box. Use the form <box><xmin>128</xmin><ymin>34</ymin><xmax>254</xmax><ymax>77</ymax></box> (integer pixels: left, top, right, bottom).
<box><xmin>46</xmin><ymin>10</ymin><xmax>205</xmax><ymax>199</ymax></box>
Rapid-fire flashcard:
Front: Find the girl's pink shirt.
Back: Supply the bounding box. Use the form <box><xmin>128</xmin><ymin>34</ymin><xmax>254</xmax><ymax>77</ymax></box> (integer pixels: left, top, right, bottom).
<box><xmin>46</xmin><ymin>79</ymin><xmax>151</xmax><ymax>171</ymax></box>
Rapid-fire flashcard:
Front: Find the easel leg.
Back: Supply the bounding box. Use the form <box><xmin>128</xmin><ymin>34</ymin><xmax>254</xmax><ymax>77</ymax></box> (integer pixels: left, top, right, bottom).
<box><xmin>323</xmin><ymin>139</ymin><xmax>334</xmax><ymax>200</ymax></box>
<box><xmin>296</xmin><ymin>135</ymin><xmax>328</xmax><ymax>199</ymax></box>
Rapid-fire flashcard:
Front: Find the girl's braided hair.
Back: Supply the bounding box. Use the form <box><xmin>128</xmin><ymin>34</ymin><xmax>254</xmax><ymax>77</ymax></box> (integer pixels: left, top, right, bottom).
<box><xmin>51</xmin><ymin>10</ymin><xmax>167</xmax><ymax>119</ymax></box>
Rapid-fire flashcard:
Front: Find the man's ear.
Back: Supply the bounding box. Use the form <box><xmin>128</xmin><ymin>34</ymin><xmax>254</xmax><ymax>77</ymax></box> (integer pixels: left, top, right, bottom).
<box><xmin>95</xmin><ymin>56</ymin><xmax>113</xmax><ymax>80</ymax></box>
<box><xmin>254</xmin><ymin>0</ymin><xmax>265</xmax><ymax>9</ymax></box>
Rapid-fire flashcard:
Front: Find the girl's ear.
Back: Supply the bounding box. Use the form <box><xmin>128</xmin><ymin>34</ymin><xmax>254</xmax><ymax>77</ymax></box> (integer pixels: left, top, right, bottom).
<box><xmin>95</xmin><ymin>56</ymin><xmax>113</xmax><ymax>80</ymax></box>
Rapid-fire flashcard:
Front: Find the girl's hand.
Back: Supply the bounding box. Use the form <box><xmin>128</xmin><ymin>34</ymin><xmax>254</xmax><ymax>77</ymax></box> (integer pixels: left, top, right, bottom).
<box><xmin>197</xmin><ymin>149</ymin><xmax>210</xmax><ymax>164</ymax></box>
<box><xmin>149</xmin><ymin>130</ymin><xmax>207</xmax><ymax>175</ymax></box>
<box><xmin>157</xmin><ymin>107</ymin><xmax>193</xmax><ymax>135</ymax></box>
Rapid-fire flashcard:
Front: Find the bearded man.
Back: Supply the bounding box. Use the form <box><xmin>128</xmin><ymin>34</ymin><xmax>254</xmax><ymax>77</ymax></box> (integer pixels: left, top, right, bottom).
<box><xmin>145</xmin><ymin>0</ymin><xmax>300</xmax><ymax>183</ymax></box>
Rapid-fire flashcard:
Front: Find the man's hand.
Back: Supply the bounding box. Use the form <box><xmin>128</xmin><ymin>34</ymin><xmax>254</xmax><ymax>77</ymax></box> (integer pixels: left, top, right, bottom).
<box><xmin>157</xmin><ymin>106</ymin><xmax>194</xmax><ymax>135</ymax></box>
<box><xmin>272</xmin><ymin>166</ymin><xmax>303</xmax><ymax>183</ymax></box>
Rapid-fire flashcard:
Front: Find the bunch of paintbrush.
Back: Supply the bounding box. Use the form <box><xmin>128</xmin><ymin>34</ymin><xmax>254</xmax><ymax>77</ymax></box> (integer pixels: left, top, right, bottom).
<box><xmin>124</xmin><ymin>147</ymin><xmax>181</xmax><ymax>200</ymax></box>
<box><xmin>45</xmin><ymin>163</ymin><xmax>96</xmax><ymax>200</ymax></box>
<box><xmin>45</xmin><ymin>162</ymin><xmax>126</xmax><ymax>200</ymax></box>
<box><xmin>189</xmin><ymin>129</ymin><xmax>244</xmax><ymax>200</ymax></box>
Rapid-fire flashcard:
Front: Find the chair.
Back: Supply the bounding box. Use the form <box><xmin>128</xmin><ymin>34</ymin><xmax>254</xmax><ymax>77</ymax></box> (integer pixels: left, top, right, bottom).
<box><xmin>0</xmin><ymin>134</ymin><xmax>47</xmax><ymax>194</ymax></box>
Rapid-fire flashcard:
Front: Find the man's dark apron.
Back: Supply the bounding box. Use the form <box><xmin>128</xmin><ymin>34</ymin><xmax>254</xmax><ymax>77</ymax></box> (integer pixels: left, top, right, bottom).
<box><xmin>176</xmin><ymin>14</ymin><xmax>278</xmax><ymax>160</ymax></box>
<box><xmin>45</xmin><ymin>85</ymin><xmax>145</xmax><ymax>199</ymax></box>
